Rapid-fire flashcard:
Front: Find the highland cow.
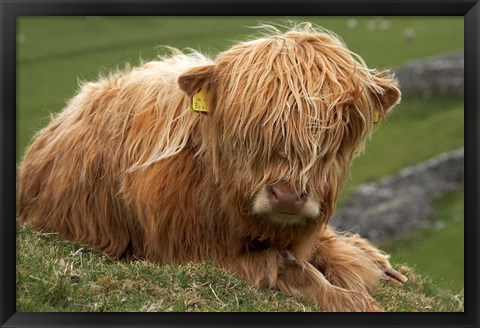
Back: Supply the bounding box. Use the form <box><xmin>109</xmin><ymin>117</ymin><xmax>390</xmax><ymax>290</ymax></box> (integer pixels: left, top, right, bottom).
<box><xmin>17</xmin><ymin>24</ymin><xmax>407</xmax><ymax>312</ymax></box>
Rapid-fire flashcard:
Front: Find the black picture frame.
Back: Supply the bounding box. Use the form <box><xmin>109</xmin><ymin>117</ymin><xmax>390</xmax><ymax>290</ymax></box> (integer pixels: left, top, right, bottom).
<box><xmin>1</xmin><ymin>1</ymin><xmax>479</xmax><ymax>327</ymax></box>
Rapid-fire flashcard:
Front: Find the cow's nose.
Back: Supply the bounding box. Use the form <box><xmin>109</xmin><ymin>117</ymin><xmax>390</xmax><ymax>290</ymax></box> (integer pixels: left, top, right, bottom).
<box><xmin>267</xmin><ymin>183</ymin><xmax>307</xmax><ymax>214</ymax></box>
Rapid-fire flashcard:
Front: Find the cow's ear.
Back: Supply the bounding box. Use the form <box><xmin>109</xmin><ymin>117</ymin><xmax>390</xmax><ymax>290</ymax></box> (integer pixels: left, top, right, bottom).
<box><xmin>369</xmin><ymin>70</ymin><xmax>401</xmax><ymax>119</ymax></box>
<box><xmin>178</xmin><ymin>64</ymin><xmax>215</xmax><ymax>97</ymax></box>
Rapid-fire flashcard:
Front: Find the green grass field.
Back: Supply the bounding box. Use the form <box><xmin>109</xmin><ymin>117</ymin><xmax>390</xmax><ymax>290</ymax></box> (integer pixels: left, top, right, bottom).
<box><xmin>16</xmin><ymin>16</ymin><xmax>464</xmax><ymax>311</ymax></box>
<box><xmin>17</xmin><ymin>16</ymin><xmax>464</xmax><ymax>158</ymax></box>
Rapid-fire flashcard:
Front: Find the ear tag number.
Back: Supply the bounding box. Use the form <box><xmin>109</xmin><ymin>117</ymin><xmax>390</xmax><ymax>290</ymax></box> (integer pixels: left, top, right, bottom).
<box><xmin>190</xmin><ymin>90</ymin><xmax>209</xmax><ymax>114</ymax></box>
<box><xmin>373</xmin><ymin>111</ymin><xmax>380</xmax><ymax>123</ymax></box>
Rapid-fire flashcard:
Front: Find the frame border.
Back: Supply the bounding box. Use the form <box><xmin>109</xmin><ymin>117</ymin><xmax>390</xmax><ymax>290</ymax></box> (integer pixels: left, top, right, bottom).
<box><xmin>2</xmin><ymin>1</ymin><xmax>479</xmax><ymax>327</ymax></box>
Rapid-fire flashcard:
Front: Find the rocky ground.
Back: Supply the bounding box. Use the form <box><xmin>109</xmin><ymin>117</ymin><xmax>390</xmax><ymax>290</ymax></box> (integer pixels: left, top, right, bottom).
<box><xmin>394</xmin><ymin>52</ymin><xmax>464</xmax><ymax>97</ymax></box>
<box><xmin>331</xmin><ymin>148</ymin><xmax>464</xmax><ymax>242</ymax></box>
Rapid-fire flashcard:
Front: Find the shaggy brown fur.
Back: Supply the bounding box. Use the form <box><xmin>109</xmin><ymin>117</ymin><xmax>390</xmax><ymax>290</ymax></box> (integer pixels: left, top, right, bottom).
<box><xmin>17</xmin><ymin>23</ymin><xmax>405</xmax><ymax>312</ymax></box>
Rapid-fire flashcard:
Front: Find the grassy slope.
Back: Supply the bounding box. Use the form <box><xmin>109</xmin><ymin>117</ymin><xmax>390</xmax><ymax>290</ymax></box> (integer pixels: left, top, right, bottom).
<box><xmin>16</xmin><ymin>227</ymin><xmax>463</xmax><ymax>312</ymax></box>
<box><xmin>16</xmin><ymin>17</ymin><xmax>464</xmax><ymax>311</ymax></box>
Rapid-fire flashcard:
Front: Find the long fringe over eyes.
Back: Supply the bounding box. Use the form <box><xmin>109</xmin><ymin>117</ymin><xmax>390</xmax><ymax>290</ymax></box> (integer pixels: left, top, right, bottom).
<box><xmin>126</xmin><ymin>24</ymin><xmax>397</xmax><ymax>198</ymax></box>
<box><xmin>193</xmin><ymin>23</ymin><xmax>394</xmax><ymax>198</ymax></box>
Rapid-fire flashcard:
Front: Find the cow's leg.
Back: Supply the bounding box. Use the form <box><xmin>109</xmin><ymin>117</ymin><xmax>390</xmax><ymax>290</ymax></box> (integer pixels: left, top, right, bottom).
<box><xmin>310</xmin><ymin>226</ymin><xmax>407</xmax><ymax>294</ymax></box>
<box><xmin>223</xmin><ymin>249</ymin><xmax>383</xmax><ymax>312</ymax></box>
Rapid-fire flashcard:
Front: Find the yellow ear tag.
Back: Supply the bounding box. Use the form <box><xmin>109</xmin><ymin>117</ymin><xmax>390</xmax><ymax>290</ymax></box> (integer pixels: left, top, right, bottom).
<box><xmin>373</xmin><ymin>111</ymin><xmax>380</xmax><ymax>123</ymax></box>
<box><xmin>190</xmin><ymin>90</ymin><xmax>209</xmax><ymax>114</ymax></box>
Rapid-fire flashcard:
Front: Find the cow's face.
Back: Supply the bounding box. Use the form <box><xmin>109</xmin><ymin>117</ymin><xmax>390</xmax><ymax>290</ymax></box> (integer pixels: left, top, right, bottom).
<box><xmin>179</xmin><ymin>26</ymin><xmax>400</xmax><ymax>226</ymax></box>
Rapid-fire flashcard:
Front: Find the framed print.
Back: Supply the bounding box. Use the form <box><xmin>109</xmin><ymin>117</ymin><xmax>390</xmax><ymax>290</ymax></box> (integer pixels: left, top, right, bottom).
<box><xmin>1</xmin><ymin>1</ymin><xmax>478</xmax><ymax>327</ymax></box>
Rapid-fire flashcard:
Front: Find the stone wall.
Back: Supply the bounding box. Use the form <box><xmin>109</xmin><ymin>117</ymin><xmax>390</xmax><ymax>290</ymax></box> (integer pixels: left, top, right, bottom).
<box><xmin>330</xmin><ymin>148</ymin><xmax>464</xmax><ymax>243</ymax></box>
<box><xmin>394</xmin><ymin>52</ymin><xmax>464</xmax><ymax>97</ymax></box>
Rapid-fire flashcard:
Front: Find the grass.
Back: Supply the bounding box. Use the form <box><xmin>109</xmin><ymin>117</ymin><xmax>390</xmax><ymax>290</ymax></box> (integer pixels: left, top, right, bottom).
<box><xmin>345</xmin><ymin>96</ymin><xmax>464</xmax><ymax>189</ymax></box>
<box><xmin>16</xmin><ymin>17</ymin><xmax>464</xmax><ymax>311</ymax></box>
<box><xmin>16</xmin><ymin>227</ymin><xmax>463</xmax><ymax>312</ymax></box>
<box><xmin>382</xmin><ymin>188</ymin><xmax>465</xmax><ymax>293</ymax></box>
<box><xmin>16</xmin><ymin>228</ymin><xmax>318</xmax><ymax>312</ymax></box>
